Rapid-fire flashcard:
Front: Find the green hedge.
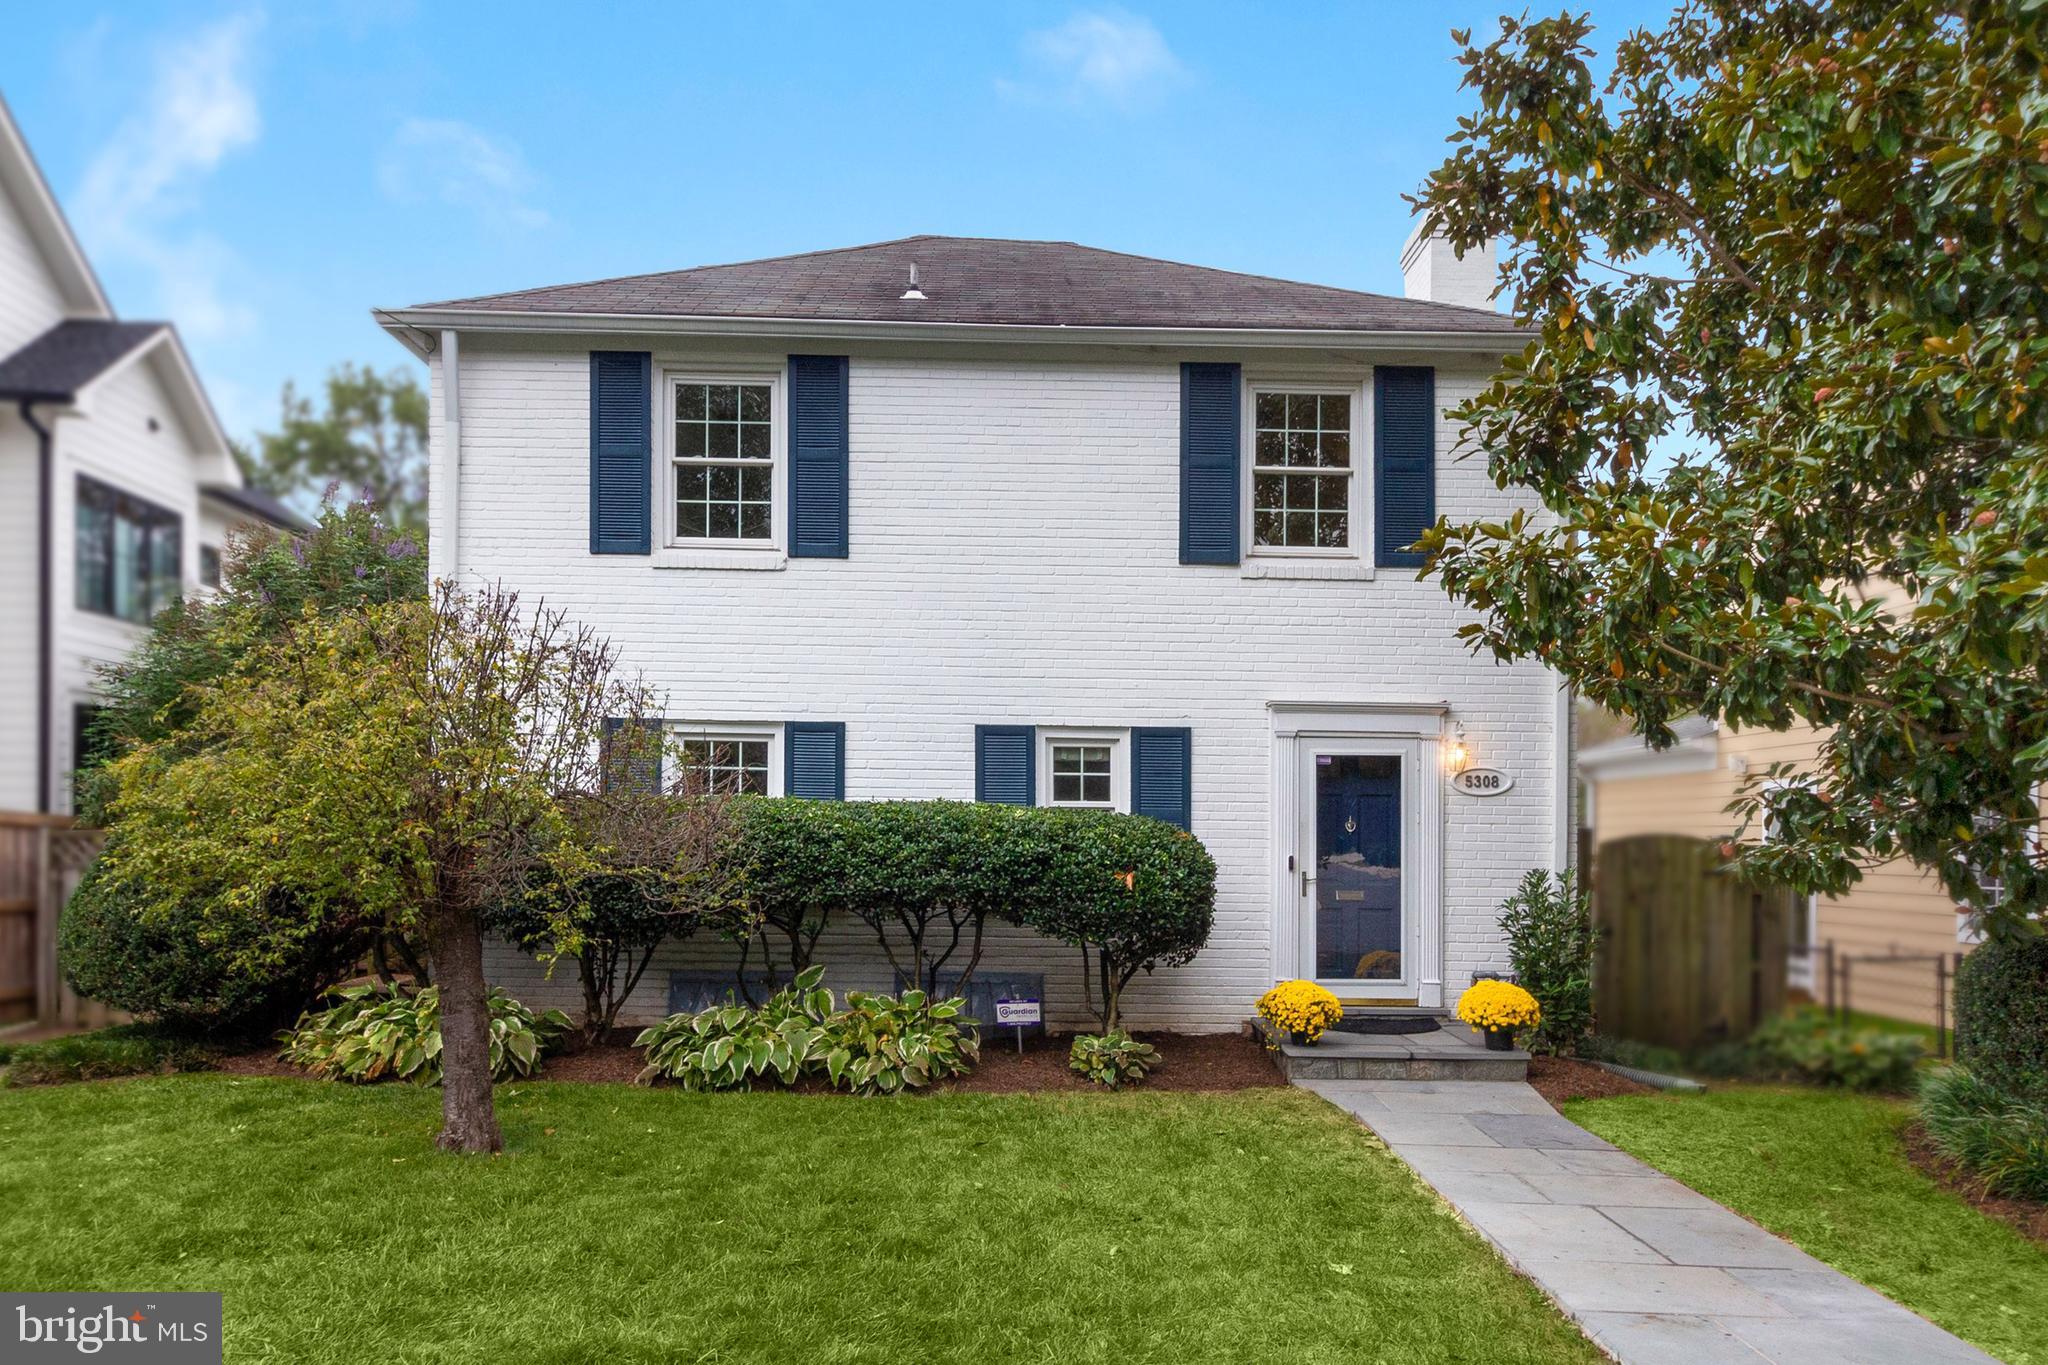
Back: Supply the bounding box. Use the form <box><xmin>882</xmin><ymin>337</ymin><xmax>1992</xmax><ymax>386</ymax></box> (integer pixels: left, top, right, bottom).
<box><xmin>58</xmin><ymin>849</ymin><xmax>369</xmax><ymax>1035</ymax></box>
<box><xmin>734</xmin><ymin>798</ymin><xmax>1216</xmax><ymax>1022</ymax></box>
<box><xmin>1955</xmin><ymin>935</ymin><xmax>2048</xmax><ymax>1104</ymax></box>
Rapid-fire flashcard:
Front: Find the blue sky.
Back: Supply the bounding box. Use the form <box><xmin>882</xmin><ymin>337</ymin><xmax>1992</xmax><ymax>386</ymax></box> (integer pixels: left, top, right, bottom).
<box><xmin>3</xmin><ymin>2</ymin><xmax>1671</xmax><ymax>447</ymax></box>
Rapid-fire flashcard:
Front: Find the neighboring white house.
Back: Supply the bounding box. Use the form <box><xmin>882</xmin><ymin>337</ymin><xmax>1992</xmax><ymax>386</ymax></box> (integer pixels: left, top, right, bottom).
<box><xmin>0</xmin><ymin>94</ymin><xmax>305</xmax><ymax>817</ymax></box>
<box><xmin>378</xmin><ymin>225</ymin><xmax>1571</xmax><ymax>1032</ymax></box>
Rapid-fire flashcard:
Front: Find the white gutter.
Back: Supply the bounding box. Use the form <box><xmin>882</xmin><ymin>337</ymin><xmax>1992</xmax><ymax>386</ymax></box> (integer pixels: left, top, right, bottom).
<box><xmin>374</xmin><ymin>307</ymin><xmax>1531</xmax><ymax>356</ymax></box>
<box><xmin>431</xmin><ymin>330</ymin><xmax>460</xmax><ymax>586</ymax></box>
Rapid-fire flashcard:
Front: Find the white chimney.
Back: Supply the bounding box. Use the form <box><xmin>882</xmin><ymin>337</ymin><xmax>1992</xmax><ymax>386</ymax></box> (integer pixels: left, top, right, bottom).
<box><xmin>1400</xmin><ymin>219</ymin><xmax>1498</xmax><ymax>312</ymax></box>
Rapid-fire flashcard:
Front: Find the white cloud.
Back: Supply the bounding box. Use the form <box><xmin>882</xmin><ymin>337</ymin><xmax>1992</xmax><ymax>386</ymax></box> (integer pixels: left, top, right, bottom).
<box><xmin>1000</xmin><ymin>9</ymin><xmax>1185</xmax><ymax>108</ymax></box>
<box><xmin>377</xmin><ymin>118</ymin><xmax>548</xmax><ymax>230</ymax></box>
<box><xmin>74</xmin><ymin>12</ymin><xmax>263</xmax><ymax>339</ymax></box>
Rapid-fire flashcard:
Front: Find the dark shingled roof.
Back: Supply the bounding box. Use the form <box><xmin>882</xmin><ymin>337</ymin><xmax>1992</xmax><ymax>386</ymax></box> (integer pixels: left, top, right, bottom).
<box><xmin>201</xmin><ymin>482</ymin><xmax>313</xmax><ymax>533</ymax></box>
<box><xmin>0</xmin><ymin>319</ymin><xmax>166</xmax><ymax>400</ymax></box>
<box><xmin>415</xmin><ymin>235</ymin><xmax>1521</xmax><ymax>334</ymax></box>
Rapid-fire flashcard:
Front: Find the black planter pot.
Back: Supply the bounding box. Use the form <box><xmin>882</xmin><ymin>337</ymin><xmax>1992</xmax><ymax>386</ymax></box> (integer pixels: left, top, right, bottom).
<box><xmin>1483</xmin><ymin>1026</ymin><xmax>1515</xmax><ymax>1052</ymax></box>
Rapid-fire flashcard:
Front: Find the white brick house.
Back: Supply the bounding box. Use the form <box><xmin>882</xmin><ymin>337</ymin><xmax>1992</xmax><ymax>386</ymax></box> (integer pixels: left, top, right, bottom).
<box><xmin>0</xmin><ymin>95</ymin><xmax>303</xmax><ymax>817</ymax></box>
<box><xmin>379</xmin><ymin>228</ymin><xmax>1571</xmax><ymax>1032</ymax></box>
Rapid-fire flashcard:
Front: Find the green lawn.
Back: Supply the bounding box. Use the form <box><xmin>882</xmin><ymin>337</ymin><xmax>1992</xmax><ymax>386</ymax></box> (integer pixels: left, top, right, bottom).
<box><xmin>0</xmin><ymin>1077</ymin><xmax>1599</xmax><ymax>1365</ymax></box>
<box><xmin>1566</xmin><ymin>1085</ymin><xmax>2048</xmax><ymax>1364</ymax></box>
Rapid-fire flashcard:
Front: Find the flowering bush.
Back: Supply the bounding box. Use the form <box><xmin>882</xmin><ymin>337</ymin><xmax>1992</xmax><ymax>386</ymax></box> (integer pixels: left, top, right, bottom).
<box><xmin>1456</xmin><ymin>980</ymin><xmax>1541</xmax><ymax>1034</ymax></box>
<box><xmin>1258</xmin><ymin>980</ymin><xmax>1343</xmax><ymax>1042</ymax></box>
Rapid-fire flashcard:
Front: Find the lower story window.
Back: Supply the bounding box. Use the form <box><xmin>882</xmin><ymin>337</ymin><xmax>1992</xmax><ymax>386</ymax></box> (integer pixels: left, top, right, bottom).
<box><xmin>677</xmin><ymin>736</ymin><xmax>770</xmax><ymax>795</ymax></box>
<box><xmin>1051</xmin><ymin>743</ymin><xmax>1113</xmax><ymax>805</ymax></box>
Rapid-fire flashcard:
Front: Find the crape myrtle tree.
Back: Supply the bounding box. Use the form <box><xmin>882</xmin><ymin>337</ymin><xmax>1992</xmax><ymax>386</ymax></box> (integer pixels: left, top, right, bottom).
<box><xmin>1414</xmin><ymin>2</ymin><xmax>2047</xmax><ymax>934</ymax></box>
<box><xmin>100</xmin><ymin>583</ymin><xmax>654</xmax><ymax>1152</ymax></box>
<box><xmin>486</xmin><ymin>786</ymin><xmax>752</xmax><ymax>1045</ymax></box>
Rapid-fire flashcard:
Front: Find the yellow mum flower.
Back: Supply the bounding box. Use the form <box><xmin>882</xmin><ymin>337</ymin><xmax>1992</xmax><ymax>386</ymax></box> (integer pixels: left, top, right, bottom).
<box><xmin>1258</xmin><ymin>980</ymin><xmax>1344</xmax><ymax>1042</ymax></box>
<box><xmin>1455</xmin><ymin>979</ymin><xmax>1541</xmax><ymax>1032</ymax></box>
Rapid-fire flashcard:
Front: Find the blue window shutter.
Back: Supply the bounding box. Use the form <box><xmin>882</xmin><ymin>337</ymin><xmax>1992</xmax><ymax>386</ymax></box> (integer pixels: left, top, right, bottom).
<box><xmin>975</xmin><ymin>725</ymin><xmax>1035</xmax><ymax>805</ymax></box>
<box><xmin>1180</xmin><ymin>362</ymin><xmax>1241</xmax><ymax>564</ymax></box>
<box><xmin>785</xmin><ymin>721</ymin><xmax>846</xmax><ymax>799</ymax></box>
<box><xmin>602</xmin><ymin>717</ymin><xmax>663</xmax><ymax>794</ymax></box>
<box><xmin>1130</xmin><ymin>727</ymin><xmax>1193</xmax><ymax>830</ymax></box>
<box><xmin>788</xmin><ymin>355</ymin><xmax>849</xmax><ymax>558</ymax></box>
<box><xmin>589</xmin><ymin>351</ymin><xmax>652</xmax><ymax>554</ymax></box>
<box><xmin>1374</xmin><ymin>366</ymin><xmax>1437</xmax><ymax>568</ymax></box>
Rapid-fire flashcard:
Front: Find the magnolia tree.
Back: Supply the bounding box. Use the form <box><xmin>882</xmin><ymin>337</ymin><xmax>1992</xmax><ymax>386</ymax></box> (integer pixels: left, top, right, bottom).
<box><xmin>1414</xmin><ymin>2</ymin><xmax>2047</xmax><ymax>933</ymax></box>
<box><xmin>101</xmin><ymin>583</ymin><xmax>654</xmax><ymax>1152</ymax></box>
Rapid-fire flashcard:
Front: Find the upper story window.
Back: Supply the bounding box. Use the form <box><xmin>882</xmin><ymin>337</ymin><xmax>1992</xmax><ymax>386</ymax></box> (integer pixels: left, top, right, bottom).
<box><xmin>668</xmin><ymin>377</ymin><xmax>780</xmax><ymax>547</ymax></box>
<box><xmin>75</xmin><ymin>475</ymin><xmax>181</xmax><ymax>624</ymax></box>
<box><xmin>199</xmin><ymin>544</ymin><xmax>223</xmax><ymax>590</ymax></box>
<box><xmin>1249</xmin><ymin>388</ymin><xmax>1358</xmax><ymax>555</ymax></box>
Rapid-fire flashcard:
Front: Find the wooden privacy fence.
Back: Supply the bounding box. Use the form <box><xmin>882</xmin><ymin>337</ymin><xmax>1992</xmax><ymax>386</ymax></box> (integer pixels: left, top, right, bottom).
<box><xmin>0</xmin><ymin>812</ymin><xmax>115</xmax><ymax>1030</ymax></box>
<box><xmin>1593</xmin><ymin>833</ymin><xmax>1795</xmax><ymax>1052</ymax></box>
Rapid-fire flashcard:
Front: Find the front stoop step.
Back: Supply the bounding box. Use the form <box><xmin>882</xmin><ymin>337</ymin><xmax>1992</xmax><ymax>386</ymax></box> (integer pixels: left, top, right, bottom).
<box><xmin>1253</xmin><ymin>1016</ymin><xmax>1530</xmax><ymax>1082</ymax></box>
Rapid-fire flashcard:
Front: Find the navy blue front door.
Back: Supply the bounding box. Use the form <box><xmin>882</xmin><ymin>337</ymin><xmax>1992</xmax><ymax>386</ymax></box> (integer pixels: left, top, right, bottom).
<box><xmin>1314</xmin><ymin>754</ymin><xmax>1403</xmax><ymax>980</ymax></box>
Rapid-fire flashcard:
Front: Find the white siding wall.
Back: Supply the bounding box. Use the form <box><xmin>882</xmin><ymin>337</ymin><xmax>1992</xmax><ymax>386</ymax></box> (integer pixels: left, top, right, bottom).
<box><xmin>47</xmin><ymin>358</ymin><xmax>209</xmax><ymax>813</ymax></box>
<box><xmin>0</xmin><ymin>157</ymin><xmax>75</xmax><ymax>810</ymax></box>
<box><xmin>0</xmin><ymin>415</ymin><xmax>38</xmax><ymax>810</ymax></box>
<box><xmin>0</xmin><ymin>174</ymin><xmax>69</xmax><ymax>358</ymax></box>
<box><xmin>448</xmin><ymin>335</ymin><xmax>1558</xmax><ymax>1031</ymax></box>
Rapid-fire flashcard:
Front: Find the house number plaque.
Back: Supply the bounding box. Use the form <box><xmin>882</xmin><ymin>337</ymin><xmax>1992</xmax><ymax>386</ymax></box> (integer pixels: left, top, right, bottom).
<box><xmin>1451</xmin><ymin>767</ymin><xmax>1515</xmax><ymax>796</ymax></box>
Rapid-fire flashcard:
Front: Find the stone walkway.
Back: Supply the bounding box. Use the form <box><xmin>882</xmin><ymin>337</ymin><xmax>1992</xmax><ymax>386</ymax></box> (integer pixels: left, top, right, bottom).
<box><xmin>1300</xmin><ymin>1078</ymin><xmax>1995</xmax><ymax>1365</ymax></box>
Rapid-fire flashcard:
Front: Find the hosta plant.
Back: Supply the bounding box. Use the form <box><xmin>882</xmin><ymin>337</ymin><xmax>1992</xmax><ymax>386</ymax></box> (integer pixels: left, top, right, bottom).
<box><xmin>823</xmin><ymin>989</ymin><xmax>977</xmax><ymax>1095</ymax></box>
<box><xmin>1068</xmin><ymin>1030</ymin><xmax>1158</xmax><ymax>1088</ymax></box>
<box><xmin>280</xmin><ymin>983</ymin><xmax>569</xmax><ymax>1086</ymax></box>
<box><xmin>634</xmin><ymin>964</ymin><xmax>836</xmax><ymax>1090</ymax></box>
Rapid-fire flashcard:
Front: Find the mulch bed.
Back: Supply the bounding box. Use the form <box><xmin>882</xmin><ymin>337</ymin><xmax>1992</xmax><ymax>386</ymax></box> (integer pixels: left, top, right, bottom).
<box><xmin>1901</xmin><ymin>1122</ymin><xmax>2048</xmax><ymax>1248</ymax></box>
<box><xmin>539</xmin><ymin>1045</ymin><xmax>643</xmax><ymax>1084</ymax></box>
<box><xmin>1525</xmin><ymin>1054</ymin><xmax>1653</xmax><ymax>1108</ymax></box>
<box><xmin>944</xmin><ymin>1031</ymin><xmax>1283</xmax><ymax>1094</ymax></box>
<box><xmin>212</xmin><ymin>1049</ymin><xmax>312</xmax><ymax>1080</ymax></box>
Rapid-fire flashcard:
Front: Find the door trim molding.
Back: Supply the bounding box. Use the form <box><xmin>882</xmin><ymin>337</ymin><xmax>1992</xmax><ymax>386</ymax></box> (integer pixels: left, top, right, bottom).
<box><xmin>1270</xmin><ymin>705</ymin><xmax>1446</xmax><ymax>1007</ymax></box>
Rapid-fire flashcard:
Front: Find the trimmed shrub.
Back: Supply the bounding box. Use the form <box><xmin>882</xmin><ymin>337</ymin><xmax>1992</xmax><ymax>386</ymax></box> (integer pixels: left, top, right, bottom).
<box><xmin>1069</xmin><ymin>1031</ymin><xmax>1159</xmax><ymax>1088</ymax></box>
<box><xmin>1496</xmin><ymin>868</ymin><xmax>1597</xmax><ymax>1056</ymax></box>
<box><xmin>59</xmin><ymin>851</ymin><xmax>369</xmax><ymax>1035</ymax></box>
<box><xmin>1954</xmin><ymin>935</ymin><xmax>2048</xmax><ymax>1105</ymax></box>
<box><xmin>1919</xmin><ymin>1066</ymin><xmax>2048</xmax><ymax>1201</ymax></box>
<box><xmin>280</xmin><ymin>984</ymin><xmax>569</xmax><ymax>1085</ymax></box>
<box><xmin>0</xmin><ymin>1024</ymin><xmax>221</xmax><ymax>1087</ymax></box>
<box><xmin>735</xmin><ymin>799</ymin><xmax>1216</xmax><ymax>1023</ymax></box>
<box><xmin>1010</xmin><ymin>810</ymin><xmax>1216</xmax><ymax>1031</ymax></box>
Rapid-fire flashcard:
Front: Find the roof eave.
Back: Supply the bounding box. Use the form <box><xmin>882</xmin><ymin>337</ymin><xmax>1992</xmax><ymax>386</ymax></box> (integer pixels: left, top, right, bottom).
<box><xmin>373</xmin><ymin>306</ymin><xmax>1532</xmax><ymax>354</ymax></box>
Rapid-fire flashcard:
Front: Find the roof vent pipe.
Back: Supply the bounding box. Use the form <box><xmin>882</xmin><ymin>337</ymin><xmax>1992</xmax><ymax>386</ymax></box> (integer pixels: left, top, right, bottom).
<box><xmin>900</xmin><ymin>263</ymin><xmax>927</xmax><ymax>301</ymax></box>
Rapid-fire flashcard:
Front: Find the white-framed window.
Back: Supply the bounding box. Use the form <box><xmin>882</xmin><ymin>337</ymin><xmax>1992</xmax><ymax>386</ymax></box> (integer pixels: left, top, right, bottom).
<box><xmin>1244</xmin><ymin>383</ymin><xmax>1365</xmax><ymax>558</ymax></box>
<box><xmin>1038</xmin><ymin>729</ymin><xmax>1131</xmax><ymax>811</ymax></box>
<box><xmin>663</xmin><ymin>370</ymin><xmax>784</xmax><ymax>550</ymax></box>
<box><xmin>668</xmin><ymin>722</ymin><xmax>782</xmax><ymax>797</ymax></box>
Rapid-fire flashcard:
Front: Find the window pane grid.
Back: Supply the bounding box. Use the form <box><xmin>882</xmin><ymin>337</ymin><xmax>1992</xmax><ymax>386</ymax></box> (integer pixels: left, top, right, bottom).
<box><xmin>1252</xmin><ymin>390</ymin><xmax>1352</xmax><ymax>550</ymax></box>
<box><xmin>673</xmin><ymin>381</ymin><xmax>773</xmax><ymax>543</ymax></box>
<box><xmin>676</xmin><ymin>738</ymin><xmax>770</xmax><ymax>796</ymax></box>
<box><xmin>75</xmin><ymin>475</ymin><xmax>180</xmax><ymax>623</ymax></box>
<box><xmin>1051</xmin><ymin>743</ymin><xmax>1113</xmax><ymax>805</ymax></box>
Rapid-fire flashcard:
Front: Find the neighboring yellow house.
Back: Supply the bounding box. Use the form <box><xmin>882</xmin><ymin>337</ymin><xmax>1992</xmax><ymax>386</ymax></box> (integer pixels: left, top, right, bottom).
<box><xmin>1579</xmin><ymin>714</ymin><xmax>1973</xmax><ymax>1027</ymax></box>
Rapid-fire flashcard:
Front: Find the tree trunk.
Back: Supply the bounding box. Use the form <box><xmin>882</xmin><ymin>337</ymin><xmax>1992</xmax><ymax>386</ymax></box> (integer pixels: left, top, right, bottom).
<box><xmin>426</xmin><ymin>901</ymin><xmax>502</xmax><ymax>1154</ymax></box>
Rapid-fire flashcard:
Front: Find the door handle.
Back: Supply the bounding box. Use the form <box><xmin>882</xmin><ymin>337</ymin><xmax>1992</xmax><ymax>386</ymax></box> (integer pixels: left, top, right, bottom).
<box><xmin>1300</xmin><ymin>869</ymin><xmax>1314</xmax><ymax>897</ymax></box>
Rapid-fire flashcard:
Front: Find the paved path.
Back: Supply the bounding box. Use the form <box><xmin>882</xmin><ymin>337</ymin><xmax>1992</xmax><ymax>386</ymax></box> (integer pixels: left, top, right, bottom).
<box><xmin>1300</xmin><ymin>1079</ymin><xmax>1995</xmax><ymax>1365</ymax></box>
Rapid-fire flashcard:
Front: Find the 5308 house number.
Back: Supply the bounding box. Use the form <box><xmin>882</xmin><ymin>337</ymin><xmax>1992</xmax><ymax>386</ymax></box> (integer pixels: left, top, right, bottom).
<box><xmin>1451</xmin><ymin>767</ymin><xmax>1515</xmax><ymax>796</ymax></box>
